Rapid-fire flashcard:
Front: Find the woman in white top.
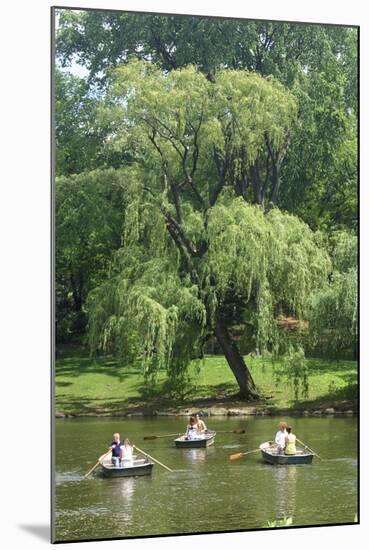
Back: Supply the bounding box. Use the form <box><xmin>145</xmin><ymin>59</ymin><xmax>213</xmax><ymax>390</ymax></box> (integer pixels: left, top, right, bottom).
<box><xmin>185</xmin><ymin>416</ymin><xmax>199</xmax><ymax>440</ymax></box>
<box><xmin>120</xmin><ymin>438</ymin><xmax>134</xmax><ymax>466</ymax></box>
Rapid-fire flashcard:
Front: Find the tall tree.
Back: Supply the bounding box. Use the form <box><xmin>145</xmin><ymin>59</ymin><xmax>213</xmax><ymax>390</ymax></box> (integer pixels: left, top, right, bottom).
<box><xmin>87</xmin><ymin>62</ymin><xmax>329</xmax><ymax>399</ymax></box>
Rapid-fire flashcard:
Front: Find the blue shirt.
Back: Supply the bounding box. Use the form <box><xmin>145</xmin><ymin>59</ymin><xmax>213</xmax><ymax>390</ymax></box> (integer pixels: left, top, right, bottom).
<box><xmin>110</xmin><ymin>441</ymin><xmax>124</xmax><ymax>457</ymax></box>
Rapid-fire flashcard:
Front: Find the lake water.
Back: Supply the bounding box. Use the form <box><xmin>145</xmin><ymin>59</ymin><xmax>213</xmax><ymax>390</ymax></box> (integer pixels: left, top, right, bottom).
<box><xmin>53</xmin><ymin>416</ymin><xmax>358</xmax><ymax>542</ymax></box>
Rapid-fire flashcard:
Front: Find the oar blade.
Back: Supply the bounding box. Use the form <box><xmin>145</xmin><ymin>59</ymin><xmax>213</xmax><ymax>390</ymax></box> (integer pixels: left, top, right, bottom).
<box><xmin>233</xmin><ymin>429</ymin><xmax>246</xmax><ymax>434</ymax></box>
<box><xmin>143</xmin><ymin>435</ymin><xmax>158</xmax><ymax>440</ymax></box>
<box><xmin>229</xmin><ymin>453</ymin><xmax>243</xmax><ymax>461</ymax></box>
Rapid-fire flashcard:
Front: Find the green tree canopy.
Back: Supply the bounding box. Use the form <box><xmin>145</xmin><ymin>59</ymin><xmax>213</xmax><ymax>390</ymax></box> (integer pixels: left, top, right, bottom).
<box><xmin>103</xmin><ymin>60</ymin><xmax>297</xmax><ymax>209</ymax></box>
<box><xmin>55</xmin><ymin>69</ymin><xmax>102</xmax><ymax>175</ymax></box>
<box><xmin>56</xmin><ymin>10</ymin><xmax>358</xmax><ymax>231</ymax></box>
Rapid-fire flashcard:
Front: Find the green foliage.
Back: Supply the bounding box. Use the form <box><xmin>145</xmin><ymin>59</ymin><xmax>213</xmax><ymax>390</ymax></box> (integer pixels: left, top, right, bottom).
<box><xmin>87</xmin><ymin>248</ymin><xmax>207</xmax><ymax>386</ymax></box>
<box><xmin>87</xmin><ymin>191</ymin><xmax>329</xmax><ymax>389</ymax></box>
<box><xmin>280</xmin><ymin>90</ymin><xmax>357</xmax><ymax>231</ymax></box>
<box><xmin>56</xmin><ymin>13</ymin><xmax>356</xmax><ymax>107</ymax></box>
<box><xmin>308</xmin><ymin>231</ymin><xmax>357</xmax><ymax>358</ymax></box>
<box><xmin>265</xmin><ymin>517</ymin><xmax>293</xmax><ymax>528</ymax></box>
<box><xmin>105</xmin><ymin>60</ymin><xmax>297</xmax><ymax>208</ymax></box>
<box><xmin>56</xmin><ymin>11</ymin><xmax>358</xmax><ymax>230</ymax></box>
<box><xmin>55</xmin><ymin>168</ymin><xmax>126</xmax><ymax>341</ymax></box>
<box><xmin>207</xmin><ymin>198</ymin><xmax>329</xmax><ymax>318</ymax></box>
<box><xmin>273</xmin><ymin>347</ymin><xmax>309</xmax><ymax>400</ymax></box>
<box><xmin>86</xmin><ymin>170</ymin><xmax>207</xmax><ymax>385</ymax></box>
<box><xmin>55</xmin><ymin>68</ymin><xmax>138</xmax><ymax>176</ymax></box>
<box><xmin>55</xmin><ymin>69</ymin><xmax>102</xmax><ymax>175</ymax></box>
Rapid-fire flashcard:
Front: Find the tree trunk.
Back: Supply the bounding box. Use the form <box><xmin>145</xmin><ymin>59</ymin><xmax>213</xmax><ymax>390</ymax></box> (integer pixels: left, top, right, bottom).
<box><xmin>70</xmin><ymin>273</ymin><xmax>83</xmax><ymax>312</ymax></box>
<box><xmin>270</xmin><ymin>163</ymin><xmax>280</xmax><ymax>205</ymax></box>
<box><xmin>215</xmin><ymin>319</ymin><xmax>258</xmax><ymax>400</ymax></box>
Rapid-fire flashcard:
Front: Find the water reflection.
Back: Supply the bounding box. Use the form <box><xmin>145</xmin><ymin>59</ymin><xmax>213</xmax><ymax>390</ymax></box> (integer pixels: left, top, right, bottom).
<box><xmin>105</xmin><ymin>476</ymin><xmax>146</xmax><ymax>529</ymax></box>
<box><xmin>273</xmin><ymin>465</ymin><xmax>297</xmax><ymax>520</ymax></box>
<box><xmin>182</xmin><ymin>448</ymin><xmax>208</xmax><ymax>464</ymax></box>
<box><xmin>112</xmin><ymin>477</ymin><xmax>137</xmax><ymax>502</ymax></box>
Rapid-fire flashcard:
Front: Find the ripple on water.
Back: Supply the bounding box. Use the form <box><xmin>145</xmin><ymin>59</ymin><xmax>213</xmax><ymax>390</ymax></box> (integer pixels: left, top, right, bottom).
<box><xmin>56</xmin><ymin>505</ymin><xmax>113</xmax><ymax>518</ymax></box>
<box><xmin>55</xmin><ymin>471</ymin><xmax>85</xmax><ymax>485</ymax></box>
<box><xmin>328</xmin><ymin>457</ymin><xmax>357</xmax><ymax>466</ymax></box>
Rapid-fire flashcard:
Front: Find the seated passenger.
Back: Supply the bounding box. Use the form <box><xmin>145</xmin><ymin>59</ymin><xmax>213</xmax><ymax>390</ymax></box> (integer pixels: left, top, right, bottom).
<box><xmin>120</xmin><ymin>438</ymin><xmax>134</xmax><ymax>466</ymax></box>
<box><xmin>284</xmin><ymin>426</ymin><xmax>297</xmax><ymax>455</ymax></box>
<box><xmin>185</xmin><ymin>416</ymin><xmax>199</xmax><ymax>440</ymax></box>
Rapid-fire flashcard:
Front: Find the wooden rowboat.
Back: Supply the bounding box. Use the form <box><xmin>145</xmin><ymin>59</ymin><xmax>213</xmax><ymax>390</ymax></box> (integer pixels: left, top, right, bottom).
<box><xmin>174</xmin><ymin>431</ymin><xmax>216</xmax><ymax>448</ymax></box>
<box><xmin>259</xmin><ymin>441</ymin><xmax>314</xmax><ymax>465</ymax></box>
<box><xmin>98</xmin><ymin>452</ymin><xmax>154</xmax><ymax>477</ymax></box>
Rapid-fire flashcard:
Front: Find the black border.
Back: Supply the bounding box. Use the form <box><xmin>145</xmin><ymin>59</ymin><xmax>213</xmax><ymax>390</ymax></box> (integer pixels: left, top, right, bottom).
<box><xmin>51</xmin><ymin>5</ymin><xmax>360</xmax><ymax>545</ymax></box>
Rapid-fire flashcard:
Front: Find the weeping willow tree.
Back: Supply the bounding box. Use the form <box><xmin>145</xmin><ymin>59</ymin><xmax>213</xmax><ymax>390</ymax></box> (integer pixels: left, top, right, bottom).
<box><xmin>88</xmin><ymin>61</ymin><xmax>330</xmax><ymax>399</ymax></box>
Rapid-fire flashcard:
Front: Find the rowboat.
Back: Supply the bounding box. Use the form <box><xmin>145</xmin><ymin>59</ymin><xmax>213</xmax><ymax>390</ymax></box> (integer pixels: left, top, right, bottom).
<box><xmin>174</xmin><ymin>431</ymin><xmax>216</xmax><ymax>448</ymax></box>
<box><xmin>259</xmin><ymin>441</ymin><xmax>314</xmax><ymax>465</ymax></box>
<box><xmin>98</xmin><ymin>452</ymin><xmax>154</xmax><ymax>477</ymax></box>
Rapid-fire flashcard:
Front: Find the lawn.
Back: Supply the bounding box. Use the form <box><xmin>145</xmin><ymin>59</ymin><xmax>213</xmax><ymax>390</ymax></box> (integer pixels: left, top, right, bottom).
<box><xmin>55</xmin><ymin>352</ymin><xmax>357</xmax><ymax>415</ymax></box>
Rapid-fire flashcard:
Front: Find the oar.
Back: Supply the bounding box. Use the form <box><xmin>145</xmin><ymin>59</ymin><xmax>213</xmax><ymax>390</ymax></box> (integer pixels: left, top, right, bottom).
<box><xmin>296</xmin><ymin>438</ymin><xmax>323</xmax><ymax>460</ymax></box>
<box><xmin>229</xmin><ymin>448</ymin><xmax>260</xmax><ymax>461</ymax></box>
<box><xmin>143</xmin><ymin>433</ymin><xmax>181</xmax><ymax>440</ymax></box>
<box><xmin>84</xmin><ymin>449</ymin><xmax>112</xmax><ymax>478</ymax></box>
<box><xmin>133</xmin><ymin>444</ymin><xmax>174</xmax><ymax>472</ymax></box>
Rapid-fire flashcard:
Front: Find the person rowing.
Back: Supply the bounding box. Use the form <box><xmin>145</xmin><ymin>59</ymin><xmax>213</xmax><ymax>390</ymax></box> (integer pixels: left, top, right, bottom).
<box><xmin>275</xmin><ymin>422</ymin><xmax>288</xmax><ymax>454</ymax></box>
<box><xmin>195</xmin><ymin>413</ymin><xmax>207</xmax><ymax>433</ymax></box>
<box><xmin>109</xmin><ymin>432</ymin><xmax>124</xmax><ymax>467</ymax></box>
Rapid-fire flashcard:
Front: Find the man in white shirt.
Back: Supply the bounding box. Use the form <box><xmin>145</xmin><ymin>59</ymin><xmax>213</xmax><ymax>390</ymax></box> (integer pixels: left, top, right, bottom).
<box><xmin>275</xmin><ymin>422</ymin><xmax>288</xmax><ymax>454</ymax></box>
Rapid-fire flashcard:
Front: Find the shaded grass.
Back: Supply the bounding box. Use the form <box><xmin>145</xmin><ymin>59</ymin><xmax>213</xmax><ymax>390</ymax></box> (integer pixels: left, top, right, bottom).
<box><xmin>55</xmin><ymin>353</ymin><xmax>357</xmax><ymax>415</ymax></box>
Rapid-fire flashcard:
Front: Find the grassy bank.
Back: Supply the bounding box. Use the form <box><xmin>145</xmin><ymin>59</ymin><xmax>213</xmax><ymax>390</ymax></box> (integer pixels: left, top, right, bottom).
<box><xmin>55</xmin><ymin>353</ymin><xmax>357</xmax><ymax>416</ymax></box>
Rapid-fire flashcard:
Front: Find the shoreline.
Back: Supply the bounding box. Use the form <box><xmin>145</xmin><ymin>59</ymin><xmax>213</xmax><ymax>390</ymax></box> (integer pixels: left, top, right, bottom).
<box><xmin>55</xmin><ymin>354</ymin><xmax>357</xmax><ymax>420</ymax></box>
<box><xmin>55</xmin><ymin>400</ymin><xmax>357</xmax><ymax>419</ymax></box>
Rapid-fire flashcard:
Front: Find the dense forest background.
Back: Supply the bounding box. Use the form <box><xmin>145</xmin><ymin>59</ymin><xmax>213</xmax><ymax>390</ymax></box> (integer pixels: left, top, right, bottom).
<box><xmin>54</xmin><ymin>10</ymin><xmax>358</xmax><ymax>399</ymax></box>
